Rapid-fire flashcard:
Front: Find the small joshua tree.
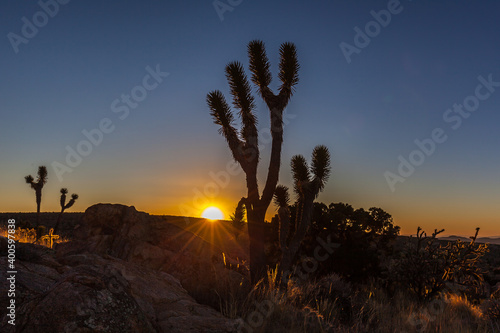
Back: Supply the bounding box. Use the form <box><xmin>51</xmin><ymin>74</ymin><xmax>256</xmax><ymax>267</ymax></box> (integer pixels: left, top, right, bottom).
<box><xmin>53</xmin><ymin>188</ymin><xmax>78</xmax><ymax>234</ymax></box>
<box><xmin>230</xmin><ymin>198</ymin><xmax>246</xmax><ymax>240</ymax></box>
<box><xmin>24</xmin><ymin>166</ymin><xmax>48</xmax><ymax>227</ymax></box>
<box><xmin>274</xmin><ymin>145</ymin><xmax>331</xmax><ymax>285</ymax></box>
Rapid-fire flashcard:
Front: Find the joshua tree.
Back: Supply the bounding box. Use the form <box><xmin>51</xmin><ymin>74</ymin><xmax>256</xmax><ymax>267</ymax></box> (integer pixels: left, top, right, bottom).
<box><xmin>230</xmin><ymin>198</ymin><xmax>246</xmax><ymax>240</ymax></box>
<box><xmin>24</xmin><ymin>166</ymin><xmax>48</xmax><ymax>227</ymax></box>
<box><xmin>54</xmin><ymin>188</ymin><xmax>78</xmax><ymax>234</ymax></box>
<box><xmin>274</xmin><ymin>145</ymin><xmax>331</xmax><ymax>285</ymax></box>
<box><xmin>207</xmin><ymin>40</ymin><xmax>299</xmax><ymax>283</ymax></box>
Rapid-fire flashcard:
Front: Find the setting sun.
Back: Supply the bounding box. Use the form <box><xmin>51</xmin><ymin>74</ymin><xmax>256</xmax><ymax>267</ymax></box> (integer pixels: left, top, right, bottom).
<box><xmin>201</xmin><ymin>207</ymin><xmax>224</xmax><ymax>220</ymax></box>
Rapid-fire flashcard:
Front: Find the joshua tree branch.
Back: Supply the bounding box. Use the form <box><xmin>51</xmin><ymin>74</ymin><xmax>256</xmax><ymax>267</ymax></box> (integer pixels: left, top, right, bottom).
<box><xmin>207</xmin><ymin>90</ymin><xmax>248</xmax><ymax>170</ymax></box>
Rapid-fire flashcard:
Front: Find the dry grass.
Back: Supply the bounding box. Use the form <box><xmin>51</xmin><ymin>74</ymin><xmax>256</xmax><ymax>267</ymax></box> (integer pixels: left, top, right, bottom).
<box><xmin>213</xmin><ymin>269</ymin><xmax>500</xmax><ymax>333</ymax></box>
<box><xmin>0</xmin><ymin>225</ymin><xmax>69</xmax><ymax>249</ymax></box>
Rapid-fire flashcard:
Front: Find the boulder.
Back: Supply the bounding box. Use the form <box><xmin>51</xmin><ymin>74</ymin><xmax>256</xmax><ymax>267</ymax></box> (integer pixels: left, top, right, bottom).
<box><xmin>1</xmin><ymin>246</ymin><xmax>237</xmax><ymax>332</ymax></box>
<box><xmin>56</xmin><ymin>204</ymin><xmax>248</xmax><ymax>307</ymax></box>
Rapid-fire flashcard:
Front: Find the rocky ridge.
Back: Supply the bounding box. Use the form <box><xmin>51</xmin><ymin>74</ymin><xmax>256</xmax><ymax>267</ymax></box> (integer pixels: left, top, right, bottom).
<box><xmin>1</xmin><ymin>204</ymin><xmax>245</xmax><ymax>332</ymax></box>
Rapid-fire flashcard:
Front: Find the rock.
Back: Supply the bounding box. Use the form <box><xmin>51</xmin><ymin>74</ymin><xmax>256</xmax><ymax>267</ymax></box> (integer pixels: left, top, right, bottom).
<box><xmin>1</xmin><ymin>247</ymin><xmax>237</xmax><ymax>332</ymax></box>
<box><xmin>493</xmin><ymin>282</ymin><xmax>500</xmax><ymax>298</ymax></box>
<box><xmin>0</xmin><ymin>236</ymin><xmax>7</xmax><ymax>256</ymax></box>
<box><xmin>56</xmin><ymin>204</ymin><xmax>248</xmax><ymax>308</ymax></box>
<box><xmin>1</xmin><ymin>204</ymin><xmax>247</xmax><ymax>332</ymax></box>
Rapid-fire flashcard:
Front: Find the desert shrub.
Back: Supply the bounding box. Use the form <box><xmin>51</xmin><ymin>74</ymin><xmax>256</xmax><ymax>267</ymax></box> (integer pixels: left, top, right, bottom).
<box><xmin>0</xmin><ymin>225</ymin><xmax>66</xmax><ymax>250</ymax></box>
<box><xmin>389</xmin><ymin>227</ymin><xmax>489</xmax><ymax>301</ymax></box>
<box><xmin>218</xmin><ymin>266</ymin><xmax>498</xmax><ymax>332</ymax></box>
<box><xmin>294</xmin><ymin>202</ymin><xmax>400</xmax><ymax>283</ymax></box>
<box><xmin>6</xmin><ymin>227</ymin><xmax>37</xmax><ymax>243</ymax></box>
<box><xmin>481</xmin><ymin>298</ymin><xmax>500</xmax><ymax>322</ymax></box>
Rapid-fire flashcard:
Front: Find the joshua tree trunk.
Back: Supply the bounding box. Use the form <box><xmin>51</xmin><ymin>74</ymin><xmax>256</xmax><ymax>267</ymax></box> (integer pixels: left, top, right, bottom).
<box><xmin>54</xmin><ymin>208</ymin><xmax>64</xmax><ymax>235</ymax></box>
<box><xmin>35</xmin><ymin>189</ymin><xmax>42</xmax><ymax>227</ymax></box>
<box><xmin>246</xmin><ymin>209</ymin><xmax>267</xmax><ymax>282</ymax></box>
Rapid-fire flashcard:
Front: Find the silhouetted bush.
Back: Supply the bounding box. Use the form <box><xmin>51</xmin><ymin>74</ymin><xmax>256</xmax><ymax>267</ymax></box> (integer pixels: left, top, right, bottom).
<box><xmin>388</xmin><ymin>227</ymin><xmax>489</xmax><ymax>301</ymax></box>
<box><xmin>279</xmin><ymin>202</ymin><xmax>400</xmax><ymax>282</ymax></box>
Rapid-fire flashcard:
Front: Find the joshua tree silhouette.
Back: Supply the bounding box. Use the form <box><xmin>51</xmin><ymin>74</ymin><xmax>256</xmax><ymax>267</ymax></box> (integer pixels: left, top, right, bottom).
<box><xmin>24</xmin><ymin>166</ymin><xmax>48</xmax><ymax>227</ymax></box>
<box><xmin>230</xmin><ymin>199</ymin><xmax>246</xmax><ymax>241</ymax></box>
<box><xmin>54</xmin><ymin>188</ymin><xmax>78</xmax><ymax>234</ymax></box>
<box><xmin>274</xmin><ymin>145</ymin><xmax>331</xmax><ymax>285</ymax></box>
<box><xmin>207</xmin><ymin>40</ymin><xmax>299</xmax><ymax>283</ymax></box>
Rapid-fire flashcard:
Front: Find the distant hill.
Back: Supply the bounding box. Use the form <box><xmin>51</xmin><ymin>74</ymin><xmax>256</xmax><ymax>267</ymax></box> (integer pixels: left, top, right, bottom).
<box><xmin>438</xmin><ymin>235</ymin><xmax>500</xmax><ymax>245</ymax></box>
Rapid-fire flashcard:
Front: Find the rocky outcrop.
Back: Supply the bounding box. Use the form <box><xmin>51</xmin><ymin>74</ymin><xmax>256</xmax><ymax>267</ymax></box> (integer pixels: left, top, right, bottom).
<box><xmin>0</xmin><ymin>243</ymin><xmax>236</xmax><ymax>332</ymax></box>
<box><xmin>56</xmin><ymin>204</ymin><xmax>248</xmax><ymax>306</ymax></box>
<box><xmin>0</xmin><ymin>204</ymin><xmax>244</xmax><ymax>332</ymax></box>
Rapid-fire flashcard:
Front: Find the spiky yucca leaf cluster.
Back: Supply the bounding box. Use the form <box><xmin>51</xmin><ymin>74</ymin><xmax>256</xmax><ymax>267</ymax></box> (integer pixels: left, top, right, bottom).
<box><xmin>59</xmin><ymin>188</ymin><xmax>79</xmax><ymax>211</ymax></box>
<box><xmin>230</xmin><ymin>197</ymin><xmax>247</xmax><ymax>240</ymax></box>
<box><xmin>273</xmin><ymin>185</ymin><xmax>290</xmax><ymax>208</ymax></box>
<box><xmin>24</xmin><ymin>166</ymin><xmax>48</xmax><ymax>189</ymax></box>
<box><xmin>276</xmin><ymin>145</ymin><xmax>331</xmax><ymax>205</ymax></box>
<box><xmin>248</xmin><ymin>41</ymin><xmax>272</xmax><ymax>89</ymax></box>
<box><xmin>278</xmin><ymin>42</ymin><xmax>300</xmax><ymax>97</ymax></box>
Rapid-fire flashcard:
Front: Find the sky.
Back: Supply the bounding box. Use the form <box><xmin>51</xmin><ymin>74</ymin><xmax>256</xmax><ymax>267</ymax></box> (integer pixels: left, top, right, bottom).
<box><xmin>1</xmin><ymin>0</ymin><xmax>499</xmax><ymax>236</ymax></box>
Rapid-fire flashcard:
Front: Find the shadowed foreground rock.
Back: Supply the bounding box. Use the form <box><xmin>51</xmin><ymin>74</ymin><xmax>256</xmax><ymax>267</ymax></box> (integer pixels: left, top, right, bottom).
<box><xmin>0</xmin><ymin>204</ymin><xmax>243</xmax><ymax>332</ymax></box>
<box><xmin>57</xmin><ymin>203</ymin><xmax>247</xmax><ymax>307</ymax></box>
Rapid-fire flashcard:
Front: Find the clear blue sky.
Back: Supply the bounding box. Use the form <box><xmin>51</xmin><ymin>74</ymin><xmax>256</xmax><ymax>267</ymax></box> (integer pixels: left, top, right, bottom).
<box><xmin>1</xmin><ymin>0</ymin><xmax>499</xmax><ymax>236</ymax></box>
